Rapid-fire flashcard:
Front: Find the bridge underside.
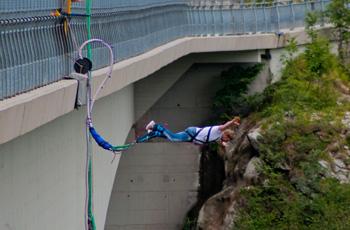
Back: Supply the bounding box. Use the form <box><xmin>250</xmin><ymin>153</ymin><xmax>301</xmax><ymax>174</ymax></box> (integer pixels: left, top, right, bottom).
<box><xmin>106</xmin><ymin>50</ymin><xmax>273</xmax><ymax>229</ymax></box>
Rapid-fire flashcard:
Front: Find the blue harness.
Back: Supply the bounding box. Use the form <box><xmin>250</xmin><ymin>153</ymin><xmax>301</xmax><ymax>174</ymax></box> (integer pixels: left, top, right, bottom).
<box><xmin>185</xmin><ymin>127</ymin><xmax>213</xmax><ymax>144</ymax></box>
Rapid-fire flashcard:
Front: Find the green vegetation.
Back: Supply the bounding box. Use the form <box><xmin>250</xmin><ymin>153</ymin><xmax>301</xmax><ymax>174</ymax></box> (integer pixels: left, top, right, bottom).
<box><xmin>325</xmin><ymin>0</ymin><xmax>350</xmax><ymax>64</ymax></box>
<box><xmin>234</xmin><ymin>13</ymin><xmax>350</xmax><ymax>229</ymax></box>
<box><xmin>212</xmin><ymin>63</ymin><xmax>264</xmax><ymax>122</ymax></box>
<box><xmin>183</xmin><ymin>217</ymin><xmax>197</xmax><ymax>230</ymax></box>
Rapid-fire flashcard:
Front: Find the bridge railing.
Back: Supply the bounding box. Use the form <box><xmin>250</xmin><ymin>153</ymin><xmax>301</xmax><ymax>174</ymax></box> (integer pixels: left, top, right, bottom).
<box><xmin>189</xmin><ymin>0</ymin><xmax>328</xmax><ymax>35</ymax></box>
<box><xmin>0</xmin><ymin>0</ymin><xmax>330</xmax><ymax>100</ymax></box>
<box><xmin>0</xmin><ymin>0</ymin><xmax>188</xmax><ymax>19</ymax></box>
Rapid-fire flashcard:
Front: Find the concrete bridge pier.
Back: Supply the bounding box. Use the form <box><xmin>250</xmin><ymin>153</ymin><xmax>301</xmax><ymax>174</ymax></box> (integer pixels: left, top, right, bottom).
<box><xmin>0</xmin><ymin>85</ymin><xmax>134</xmax><ymax>230</ymax></box>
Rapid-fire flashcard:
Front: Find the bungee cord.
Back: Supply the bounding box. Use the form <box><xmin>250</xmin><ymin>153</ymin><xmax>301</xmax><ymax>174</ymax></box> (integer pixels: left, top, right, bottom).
<box><xmin>75</xmin><ymin>38</ymin><xmax>136</xmax><ymax>154</ymax></box>
<box><xmin>75</xmin><ymin>38</ymin><xmax>136</xmax><ymax>230</ymax></box>
<box><xmin>77</xmin><ymin>38</ymin><xmax>113</xmax><ymax>118</ymax></box>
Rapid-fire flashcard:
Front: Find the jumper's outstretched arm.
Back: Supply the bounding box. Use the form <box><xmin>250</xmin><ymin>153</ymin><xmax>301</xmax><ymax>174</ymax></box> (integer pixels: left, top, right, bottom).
<box><xmin>219</xmin><ymin>116</ymin><xmax>240</xmax><ymax>131</ymax></box>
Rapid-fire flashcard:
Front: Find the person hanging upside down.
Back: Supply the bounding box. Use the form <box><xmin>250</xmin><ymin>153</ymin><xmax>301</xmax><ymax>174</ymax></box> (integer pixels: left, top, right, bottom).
<box><xmin>136</xmin><ymin>117</ymin><xmax>240</xmax><ymax>146</ymax></box>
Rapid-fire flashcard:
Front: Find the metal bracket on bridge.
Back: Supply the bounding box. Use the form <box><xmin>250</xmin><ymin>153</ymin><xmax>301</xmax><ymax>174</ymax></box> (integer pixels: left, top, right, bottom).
<box><xmin>66</xmin><ymin>73</ymin><xmax>88</xmax><ymax>108</ymax></box>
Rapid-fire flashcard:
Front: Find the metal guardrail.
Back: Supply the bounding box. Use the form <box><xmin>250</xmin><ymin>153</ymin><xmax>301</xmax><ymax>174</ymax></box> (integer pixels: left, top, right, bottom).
<box><xmin>0</xmin><ymin>0</ymin><xmax>188</xmax><ymax>19</ymax></box>
<box><xmin>0</xmin><ymin>0</ymin><xmax>330</xmax><ymax>100</ymax></box>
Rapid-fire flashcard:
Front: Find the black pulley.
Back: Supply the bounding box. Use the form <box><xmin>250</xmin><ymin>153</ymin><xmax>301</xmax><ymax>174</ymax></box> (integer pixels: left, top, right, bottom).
<box><xmin>74</xmin><ymin>57</ymin><xmax>92</xmax><ymax>74</ymax></box>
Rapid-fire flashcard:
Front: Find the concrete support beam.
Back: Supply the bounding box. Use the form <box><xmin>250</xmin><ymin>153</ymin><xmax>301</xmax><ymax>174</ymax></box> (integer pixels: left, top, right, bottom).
<box><xmin>92</xmin><ymin>27</ymin><xmax>315</xmax><ymax>102</ymax></box>
<box><xmin>0</xmin><ymin>80</ymin><xmax>77</xmax><ymax>145</ymax></box>
<box><xmin>194</xmin><ymin>51</ymin><xmax>262</xmax><ymax>63</ymax></box>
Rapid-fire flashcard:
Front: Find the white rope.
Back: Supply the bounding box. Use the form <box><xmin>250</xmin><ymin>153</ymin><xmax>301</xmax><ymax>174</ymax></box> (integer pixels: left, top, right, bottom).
<box><xmin>77</xmin><ymin>38</ymin><xmax>114</xmax><ymax>121</ymax></box>
<box><xmin>77</xmin><ymin>38</ymin><xmax>114</xmax><ymax>230</ymax></box>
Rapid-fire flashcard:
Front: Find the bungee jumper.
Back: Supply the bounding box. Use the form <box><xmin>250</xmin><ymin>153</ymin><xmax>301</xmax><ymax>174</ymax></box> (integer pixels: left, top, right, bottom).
<box><xmin>136</xmin><ymin>117</ymin><xmax>241</xmax><ymax>146</ymax></box>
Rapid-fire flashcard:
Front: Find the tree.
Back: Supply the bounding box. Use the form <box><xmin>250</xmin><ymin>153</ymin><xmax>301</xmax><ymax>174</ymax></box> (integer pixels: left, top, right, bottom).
<box><xmin>326</xmin><ymin>0</ymin><xmax>350</xmax><ymax>63</ymax></box>
<box><xmin>304</xmin><ymin>12</ymin><xmax>332</xmax><ymax>80</ymax></box>
<box><xmin>280</xmin><ymin>37</ymin><xmax>298</xmax><ymax>67</ymax></box>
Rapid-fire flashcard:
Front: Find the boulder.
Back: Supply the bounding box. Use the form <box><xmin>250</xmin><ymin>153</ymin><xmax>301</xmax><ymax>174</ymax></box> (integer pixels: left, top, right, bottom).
<box><xmin>342</xmin><ymin>112</ymin><xmax>350</xmax><ymax>129</ymax></box>
<box><xmin>318</xmin><ymin>160</ymin><xmax>330</xmax><ymax>169</ymax></box>
<box><xmin>247</xmin><ymin>127</ymin><xmax>262</xmax><ymax>152</ymax></box>
<box><xmin>243</xmin><ymin>157</ymin><xmax>262</xmax><ymax>183</ymax></box>
<box><xmin>334</xmin><ymin>79</ymin><xmax>350</xmax><ymax>95</ymax></box>
<box><xmin>197</xmin><ymin>186</ymin><xmax>240</xmax><ymax>230</ymax></box>
<box><xmin>334</xmin><ymin>159</ymin><xmax>346</xmax><ymax>173</ymax></box>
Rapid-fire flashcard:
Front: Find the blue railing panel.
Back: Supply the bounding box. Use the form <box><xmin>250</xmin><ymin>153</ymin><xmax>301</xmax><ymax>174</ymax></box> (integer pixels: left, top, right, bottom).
<box><xmin>243</xmin><ymin>8</ymin><xmax>257</xmax><ymax>33</ymax></box>
<box><xmin>222</xmin><ymin>8</ymin><xmax>234</xmax><ymax>35</ymax></box>
<box><xmin>0</xmin><ymin>0</ymin><xmax>187</xmax><ymax>14</ymax></box>
<box><xmin>255</xmin><ymin>8</ymin><xmax>267</xmax><ymax>33</ymax></box>
<box><xmin>232</xmin><ymin>8</ymin><xmax>244</xmax><ymax>34</ymax></box>
<box><xmin>280</xmin><ymin>5</ymin><xmax>295</xmax><ymax>30</ymax></box>
<box><xmin>262</xmin><ymin>7</ymin><xmax>272</xmax><ymax>33</ymax></box>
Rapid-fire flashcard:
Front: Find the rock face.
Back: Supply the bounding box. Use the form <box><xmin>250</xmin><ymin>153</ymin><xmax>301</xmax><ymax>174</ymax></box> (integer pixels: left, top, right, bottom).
<box><xmin>322</xmin><ymin>111</ymin><xmax>350</xmax><ymax>183</ymax></box>
<box><xmin>197</xmin><ymin>116</ymin><xmax>350</xmax><ymax>230</ymax></box>
<box><xmin>247</xmin><ymin>128</ymin><xmax>262</xmax><ymax>152</ymax></box>
<box><xmin>342</xmin><ymin>112</ymin><xmax>350</xmax><ymax>129</ymax></box>
<box><xmin>197</xmin><ymin>186</ymin><xmax>239</xmax><ymax>230</ymax></box>
<box><xmin>197</xmin><ymin>119</ymin><xmax>261</xmax><ymax>230</ymax></box>
<box><xmin>243</xmin><ymin>157</ymin><xmax>262</xmax><ymax>183</ymax></box>
<box><xmin>319</xmin><ymin>154</ymin><xmax>350</xmax><ymax>184</ymax></box>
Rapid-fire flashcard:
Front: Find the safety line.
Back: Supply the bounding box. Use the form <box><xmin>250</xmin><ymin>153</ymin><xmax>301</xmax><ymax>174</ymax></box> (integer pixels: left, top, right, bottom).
<box><xmin>85</xmin><ymin>0</ymin><xmax>96</xmax><ymax>229</ymax></box>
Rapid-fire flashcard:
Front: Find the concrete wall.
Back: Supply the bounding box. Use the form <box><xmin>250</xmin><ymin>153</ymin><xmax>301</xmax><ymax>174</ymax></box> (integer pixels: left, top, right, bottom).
<box><xmin>105</xmin><ymin>143</ymin><xmax>200</xmax><ymax>230</ymax></box>
<box><xmin>247</xmin><ymin>61</ymin><xmax>271</xmax><ymax>95</ymax></box>
<box><xmin>134</xmin><ymin>56</ymin><xmax>195</xmax><ymax>122</ymax></box>
<box><xmin>0</xmin><ymin>85</ymin><xmax>134</xmax><ymax>230</ymax></box>
<box><xmin>136</xmin><ymin>63</ymin><xmax>234</xmax><ymax>133</ymax></box>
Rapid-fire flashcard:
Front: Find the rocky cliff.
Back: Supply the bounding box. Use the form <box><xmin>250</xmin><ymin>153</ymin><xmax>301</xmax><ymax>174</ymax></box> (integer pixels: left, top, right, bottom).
<box><xmin>194</xmin><ymin>42</ymin><xmax>350</xmax><ymax>229</ymax></box>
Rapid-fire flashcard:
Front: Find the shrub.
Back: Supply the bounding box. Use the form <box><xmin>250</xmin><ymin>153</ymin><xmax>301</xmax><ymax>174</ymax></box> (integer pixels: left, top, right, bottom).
<box><xmin>212</xmin><ymin>64</ymin><xmax>264</xmax><ymax>122</ymax></box>
<box><xmin>234</xmin><ymin>14</ymin><xmax>350</xmax><ymax>228</ymax></box>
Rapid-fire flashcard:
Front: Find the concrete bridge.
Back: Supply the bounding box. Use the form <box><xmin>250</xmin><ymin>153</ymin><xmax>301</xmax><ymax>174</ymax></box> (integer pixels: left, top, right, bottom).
<box><xmin>0</xmin><ymin>1</ymin><xmax>330</xmax><ymax>229</ymax></box>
